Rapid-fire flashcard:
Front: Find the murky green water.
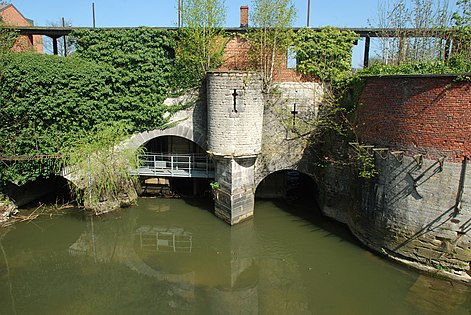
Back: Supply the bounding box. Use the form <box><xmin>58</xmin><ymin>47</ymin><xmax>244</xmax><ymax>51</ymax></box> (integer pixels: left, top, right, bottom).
<box><xmin>1</xmin><ymin>197</ymin><xmax>470</xmax><ymax>315</ymax></box>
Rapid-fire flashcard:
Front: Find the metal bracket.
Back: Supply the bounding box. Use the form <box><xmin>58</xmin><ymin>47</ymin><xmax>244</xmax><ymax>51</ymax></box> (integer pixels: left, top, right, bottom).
<box><xmin>413</xmin><ymin>154</ymin><xmax>423</xmax><ymax>167</ymax></box>
<box><xmin>437</xmin><ymin>157</ymin><xmax>445</xmax><ymax>172</ymax></box>
<box><xmin>373</xmin><ymin>148</ymin><xmax>389</xmax><ymax>160</ymax></box>
<box><xmin>391</xmin><ymin>151</ymin><xmax>404</xmax><ymax>163</ymax></box>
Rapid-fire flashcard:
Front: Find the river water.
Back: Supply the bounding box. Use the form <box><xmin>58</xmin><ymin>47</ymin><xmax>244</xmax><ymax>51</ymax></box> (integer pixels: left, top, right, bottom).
<box><xmin>0</xmin><ymin>197</ymin><xmax>470</xmax><ymax>315</ymax></box>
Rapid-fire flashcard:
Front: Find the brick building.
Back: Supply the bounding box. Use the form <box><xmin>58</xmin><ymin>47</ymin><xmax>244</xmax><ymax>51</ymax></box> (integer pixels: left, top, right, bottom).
<box><xmin>0</xmin><ymin>3</ymin><xmax>43</xmax><ymax>53</ymax></box>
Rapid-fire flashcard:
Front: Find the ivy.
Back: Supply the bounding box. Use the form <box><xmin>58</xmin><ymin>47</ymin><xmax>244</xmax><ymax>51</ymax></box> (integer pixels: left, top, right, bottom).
<box><xmin>1</xmin><ymin>53</ymin><xmax>120</xmax><ymax>184</ymax></box>
<box><xmin>0</xmin><ymin>31</ymin><xmax>183</xmax><ymax>185</ymax></box>
<box><xmin>0</xmin><ymin>16</ymin><xmax>18</xmax><ymax>55</ymax></box>
<box><xmin>359</xmin><ymin>57</ymin><xmax>471</xmax><ymax>76</ymax></box>
<box><xmin>71</xmin><ymin>28</ymin><xmax>180</xmax><ymax>100</ymax></box>
<box><xmin>1</xmin><ymin>28</ymin><xmax>211</xmax><ymax>186</ymax></box>
<box><xmin>293</xmin><ymin>27</ymin><xmax>359</xmax><ymax>83</ymax></box>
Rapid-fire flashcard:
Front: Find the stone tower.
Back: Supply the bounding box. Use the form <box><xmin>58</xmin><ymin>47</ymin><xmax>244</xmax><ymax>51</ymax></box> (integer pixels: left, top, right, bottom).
<box><xmin>207</xmin><ymin>71</ymin><xmax>263</xmax><ymax>224</ymax></box>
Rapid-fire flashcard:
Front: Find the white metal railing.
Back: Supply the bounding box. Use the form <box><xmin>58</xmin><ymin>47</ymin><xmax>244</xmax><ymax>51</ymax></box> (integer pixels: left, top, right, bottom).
<box><xmin>134</xmin><ymin>153</ymin><xmax>214</xmax><ymax>178</ymax></box>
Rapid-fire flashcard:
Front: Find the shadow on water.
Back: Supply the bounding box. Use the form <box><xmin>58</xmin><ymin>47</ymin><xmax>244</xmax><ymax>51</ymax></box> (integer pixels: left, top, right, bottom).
<box><xmin>268</xmin><ymin>197</ymin><xmax>364</xmax><ymax>248</ymax></box>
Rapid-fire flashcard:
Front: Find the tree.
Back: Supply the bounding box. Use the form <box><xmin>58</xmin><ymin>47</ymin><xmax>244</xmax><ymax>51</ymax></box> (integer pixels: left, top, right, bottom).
<box><xmin>371</xmin><ymin>0</ymin><xmax>452</xmax><ymax>64</ymax></box>
<box><xmin>451</xmin><ymin>0</ymin><xmax>471</xmax><ymax>58</ymax></box>
<box><xmin>177</xmin><ymin>0</ymin><xmax>227</xmax><ymax>82</ymax></box>
<box><xmin>247</xmin><ymin>0</ymin><xmax>296</xmax><ymax>92</ymax></box>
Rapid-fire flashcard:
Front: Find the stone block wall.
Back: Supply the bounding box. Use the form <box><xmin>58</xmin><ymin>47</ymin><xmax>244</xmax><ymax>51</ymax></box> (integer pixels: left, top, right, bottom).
<box><xmin>255</xmin><ymin>81</ymin><xmax>323</xmax><ymax>186</ymax></box>
<box><xmin>352</xmin><ymin>75</ymin><xmax>471</xmax><ymax>280</ymax></box>
<box><xmin>214</xmin><ymin>157</ymin><xmax>257</xmax><ymax>225</ymax></box>
<box><xmin>207</xmin><ymin>71</ymin><xmax>263</xmax><ymax>224</ymax></box>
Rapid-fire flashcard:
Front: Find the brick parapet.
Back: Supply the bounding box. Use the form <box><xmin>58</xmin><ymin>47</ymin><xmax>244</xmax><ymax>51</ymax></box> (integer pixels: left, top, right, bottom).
<box><xmin>357</xmin><ymin>75</ymin><xmax>471</xmax><ymax>162</ymax></box>
<box><xmin>218</xmin><ymin>35</ymin><xmax>316</xmax><ymax>83</ymax></box>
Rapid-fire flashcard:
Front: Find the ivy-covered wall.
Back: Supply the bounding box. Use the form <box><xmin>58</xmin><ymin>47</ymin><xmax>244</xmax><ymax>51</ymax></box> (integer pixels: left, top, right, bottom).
<box><xmin>0</xmin><ymin>29</ymin><xmax>186</xmax><ymax>185</ymax></box>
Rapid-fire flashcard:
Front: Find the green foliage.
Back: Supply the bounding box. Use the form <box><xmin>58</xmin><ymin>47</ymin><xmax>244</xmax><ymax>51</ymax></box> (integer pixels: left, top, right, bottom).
<box><xmin>63</xmin><ymin>122</ymin><xmax>140</xmax><ymax>209</ymax></box>
<box><xmin>0</xmin><ymin>53</ymin><xmax>117</xmax><ymax>184</ymax></box>
<box><xmin>1</xmin><ymin>28</ymin><xmax>202</xmax><ymax>185</ymax></box>
<box><xmin>0</xmin><ymin>46</ymin><xmax>174</xmax><ymax>185</ymax></box>
<box><xmin>287</xmin><ymin>28</ymin><xmax>360</xmax><ymax>140</ymax></box>
<box><xmin>0</xmin><ymin>25</ymin><xmax>17</xmax><ymax>54</ymax></box>
<box><xmin>177</xmin><ymin>0</ymin><xmax>227</xmax><ymax>83</ymax></box>
<box><xmin>209</xmin><ymin>181</ymin><xmax>220</xmax><ymax>190</ymax></box>
<box><xmin>356</xmin><ymin>150</ymin><xmax>379</xmax><ymax>179</ymax></box>
<box><xmin>71</xmin><ymin>28</ymin><xmax>178</xmax><ymax>96</ymax></box>
<box><xmin>349</xmin><ymin>143</ymin><xmax>379</xmax><ymax>179</ymax></box>
<box><xmin>0</xmin><ymin>18</ymin><xmax>18</xmax><ymax>80</ymax></box>
<box><xmin>451</xmin><ymin>0</ymin><xmax>471</xmax><ymax>58</ymax></box>
<box><xmin>293</xmin><ymin>27</ymin><xmax>359</xmax><ymax>83</ymax></box>
<box><xmin>247</xmin><ymin>0</ymin><xmax>296</xmax><ymax>91</ymax></box>
<box><xmin>359</xmin><ymin>56</ymin><xmax>471</xmax><ymax>76</ymax></box>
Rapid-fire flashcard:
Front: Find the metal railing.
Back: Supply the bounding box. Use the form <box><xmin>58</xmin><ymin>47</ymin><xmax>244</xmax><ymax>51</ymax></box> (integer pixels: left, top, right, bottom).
<box><xmin>134</xmin><ymin>153</ymin><xmax>215</xmax><ymax>178</ymax></box>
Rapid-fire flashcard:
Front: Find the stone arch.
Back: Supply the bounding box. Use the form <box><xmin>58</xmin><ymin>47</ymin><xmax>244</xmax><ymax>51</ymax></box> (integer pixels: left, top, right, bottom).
<box><xmin>124</xmin><ymin>125</ymin><xmax>207</xmax><ymax>152</ymax></box>
<box><xmin>254</xmin><ymin>157</ymin><xmax>316</xmax><ymax>190</ymax></box>
<box><xmin>4</xmin><ymin>175</ymin><xmax>74</xmax><ymax>208</ymax></box>
<box><xmin>254</xmin><ymin>166</ymin><xmax>320</xmax><ymax>210</ymax></box>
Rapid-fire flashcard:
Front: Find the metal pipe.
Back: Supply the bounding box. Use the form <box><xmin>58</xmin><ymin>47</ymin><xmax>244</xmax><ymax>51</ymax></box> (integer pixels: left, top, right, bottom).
<box><xmin>307</xmin><ymin>0</ymin><xmax>311</xmax><ymax>27</ymax></box>
<box><xmin>92</xmin><ymin>2</ymin><xmax>96</xmax><ymax>28</ymax></box>
<box><xmin>178</xmin><ymin>0</ymin><xmax>181</xmax><ymax>27</ymax></box>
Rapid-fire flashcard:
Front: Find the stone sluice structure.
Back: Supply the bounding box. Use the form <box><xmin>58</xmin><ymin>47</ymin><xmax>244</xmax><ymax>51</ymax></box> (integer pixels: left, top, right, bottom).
<box><xmin>127</xmin><ymin>73</ymin><xmax>471</xmax><ymax>282</ymax></box>
<box><xmin>127</xmin><ymin>71</ymin><xmax>322</xmax><ymax>225</ymax></box>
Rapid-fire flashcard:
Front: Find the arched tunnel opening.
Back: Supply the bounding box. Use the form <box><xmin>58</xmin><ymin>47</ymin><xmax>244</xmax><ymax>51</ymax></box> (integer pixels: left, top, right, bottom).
<box><xmin>3</xmin><ymin>176</ymin><xmax>75</xmax><ymax>209</ymax></box>
<box><xmin>255</xmin><ymin>170</ymin><xmax>321</xmax><ymax>219</ymax></box>
<box><xmin>139</xmin><ymin>136</ymin><xmax>215</xmax><ymax>198</ymax></box>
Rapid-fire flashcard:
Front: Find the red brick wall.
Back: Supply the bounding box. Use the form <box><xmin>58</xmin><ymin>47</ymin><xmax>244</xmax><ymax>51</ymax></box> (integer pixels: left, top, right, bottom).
<box><xmin>357</xmin><ymin>76</ymin><xmax>471</xmax><ymax>162</ymax></box>
<box><xmin>218</xmin><ymin>35</ymin><xmax>314</xmax><ymax>82</ymax></box>
<box><xmin>0</xmin><ymin>4</ymin><xmax>43</xmax><ymax>53</ymax></box>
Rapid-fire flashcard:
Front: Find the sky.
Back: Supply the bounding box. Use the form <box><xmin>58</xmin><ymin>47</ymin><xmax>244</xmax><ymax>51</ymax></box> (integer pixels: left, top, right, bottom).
<box><xmin>9</xmin><ymin>0</ymin><xmax>380</xmax><ymax>28</ymax></box>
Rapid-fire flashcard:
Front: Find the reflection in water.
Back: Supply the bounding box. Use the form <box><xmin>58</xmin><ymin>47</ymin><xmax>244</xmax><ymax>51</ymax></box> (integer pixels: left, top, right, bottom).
<box><xmin>136</xmin><ymin>226</ymin><xmax>193</xmax><ymax>253</ymax></box>
<box><xmin>0</xmin><ymin>198</ymin><xmax>470</xmax><ymax>314</ymax></box>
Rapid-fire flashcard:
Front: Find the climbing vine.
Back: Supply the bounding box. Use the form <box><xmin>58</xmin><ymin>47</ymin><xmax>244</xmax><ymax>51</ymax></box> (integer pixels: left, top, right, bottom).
<box><xmin>0</xmin><ymin>28</ymin><xmax>194</xmax><ymax>186</ymax></box>
<box><xmin>0</xmin><ymin>17</ymin><xmax>17</xmax><ymax>55</ymax></box>
<box><xmin>293</xmin><ymin>27</ymin><xmax>359</xmax><ymax>84</ymax></box>
<box><xmin>290</xmin><ymin>28</ymin><xmax>379</xmax><ymax>178</ymax></box>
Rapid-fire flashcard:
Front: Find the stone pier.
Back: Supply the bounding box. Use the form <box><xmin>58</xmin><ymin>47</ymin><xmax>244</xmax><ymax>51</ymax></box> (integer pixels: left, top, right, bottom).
<box><xmin>206</xmin><ymin>71</ymin><xmax>263</xmax><ymax>225</ymax></box>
